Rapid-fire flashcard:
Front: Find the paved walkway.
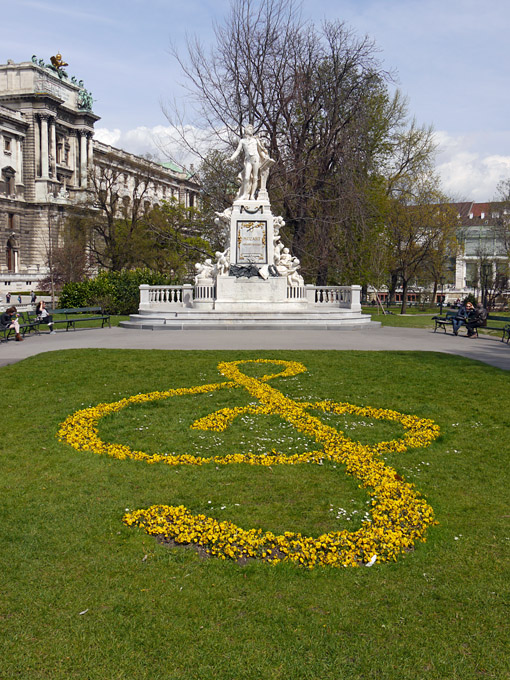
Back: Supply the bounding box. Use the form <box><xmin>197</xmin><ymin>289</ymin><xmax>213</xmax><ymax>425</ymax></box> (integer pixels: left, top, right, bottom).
<box><xmin>1</xmin><ymin>325</ymin><xmax>510</xmax><ymax>370</ymax></box>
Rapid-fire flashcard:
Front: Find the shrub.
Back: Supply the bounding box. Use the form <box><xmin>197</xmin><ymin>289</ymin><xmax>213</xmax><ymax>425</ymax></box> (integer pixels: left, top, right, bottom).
<box><xmin>59</xmin><ymin>269</ymin><xmax>171</xmax><ymax>315</ymax></box>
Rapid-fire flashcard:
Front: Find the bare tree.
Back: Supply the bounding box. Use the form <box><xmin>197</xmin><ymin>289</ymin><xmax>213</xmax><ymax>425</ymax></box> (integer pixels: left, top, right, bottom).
<box><xmin>168</xmin><ymin>0</ymin><xmax>440</xmax><ymax>285</ymax></box>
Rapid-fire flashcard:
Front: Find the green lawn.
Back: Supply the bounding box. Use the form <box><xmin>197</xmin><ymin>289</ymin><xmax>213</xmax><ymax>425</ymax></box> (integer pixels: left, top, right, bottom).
<box><xmin>363</xmin><ymin>307</ymin><xmax>510</xmax><ymax>337</ymax></box>
<box><xmin>46</xmin><ymin>313</ymin><xmax>130</xmax><ymax>329</ymax></box>
<box><xmin>1</xmin><ymin>349</ymin><xmax>508</xmax><ymax>679</ymax></box>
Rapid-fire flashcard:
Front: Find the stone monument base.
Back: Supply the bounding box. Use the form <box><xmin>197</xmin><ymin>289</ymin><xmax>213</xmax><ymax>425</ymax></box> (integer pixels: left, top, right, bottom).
<box><xmin>120</xmin><ymin>283</ymin><xmax>377</xmax><ymax>331</ymax></box>
<box><xmin>213</xmin><ymin>277</ymin><xmax>308</xmax><ymax>312</ymax></box>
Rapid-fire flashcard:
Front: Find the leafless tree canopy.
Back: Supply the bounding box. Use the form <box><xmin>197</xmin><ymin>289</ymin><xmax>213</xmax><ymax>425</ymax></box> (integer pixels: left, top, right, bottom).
<box><xmin>169</xmin><ymin>0</ymin><xmax>438</xmax><ymax>285</ymax></box>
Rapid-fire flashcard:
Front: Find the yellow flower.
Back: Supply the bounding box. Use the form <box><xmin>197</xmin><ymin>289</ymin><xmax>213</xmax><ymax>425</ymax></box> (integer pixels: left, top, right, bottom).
<box><xmin>58</xmin><ymin>359</ymin><xmax>440</xmax><ymax>568</ymax></box>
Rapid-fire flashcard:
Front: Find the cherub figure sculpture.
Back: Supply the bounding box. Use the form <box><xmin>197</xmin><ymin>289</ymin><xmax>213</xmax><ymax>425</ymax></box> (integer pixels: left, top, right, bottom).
<box><xmin>215</xmin><ymin>249</ymin><xmax>230</xmax><ymax>276</ymax></box>
<box><xmin>194</xmin><ymin>258</ymin><xmax>215</xmax><ymax>283</ymax></box>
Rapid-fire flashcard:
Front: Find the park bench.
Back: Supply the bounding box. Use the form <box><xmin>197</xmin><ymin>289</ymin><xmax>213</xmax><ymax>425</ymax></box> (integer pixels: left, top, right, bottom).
<box><xmin>432</xmin><ymin>310</ymin><xmax>457</xmax><ymax>333</ymax></box>
<box><xmin>0</xmin><ymin>312</ymin><xmax>38</xmax><ymax>341</ymax></box>
<box><xmin>20</xmin><ymin>311</ymin><xmax>41</xmax><ymax>335</ymax></box>
<box><xmin>433</xmin><ymin>311</ymin><xmax>510</xmax><ymax>341</ymax></box>
<box><xmin>46</xmin><ymin>307</ymin><xmax>111</xmax><ymax>331</ymax></box>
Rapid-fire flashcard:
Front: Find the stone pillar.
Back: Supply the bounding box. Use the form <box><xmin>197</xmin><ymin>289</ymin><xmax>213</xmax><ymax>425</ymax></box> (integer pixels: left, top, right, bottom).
<box><xmin>182</xmin><ymin>284</ymin><xmax>194</xmax><ymax>308</ymax></box>
<box><xmin>350</xmin><ymin>285</ymin><xmax>362</xmax><ymax>313</ymax></box>
<box><xmin>16</xmin><ymin>137</ymin><xmax>23</xmax><ymax>183</ymax></box>
<box><xmin>40</xmin><ymin>114</ymin><xmax>50</xmax><ymax>179</ymax></box>
<box><xmin>68</xmin><ymin>131</ymin><xmax>77</xmax><ymax>186</ymax></box>
<box><xmin>139</xmin><ymin>285</ymin><xmax>150</xmax><ymax>306</ymax></box>
<box><xmin>50</xmin><ymin>117</ymin><xmax>57</xmax><ymax>178</ymax></box>
<box><xmin>87</xmin><ymin>133</ymin><xmax>93</xmax><ymax>178</ymax></box>
<box><xmin>455</xmin><ymin>257</ymin><xmax>465</xmax><ymax>290</ymax></box>
<box><xmin>34</xmin><ymin>114</ymin><xmax>41</xmax><ymax>177</ymax></box>
<box><xmin>80</xmin><ymin>131</ymin><xmax>88</xmax><ymax>187</ymax></box>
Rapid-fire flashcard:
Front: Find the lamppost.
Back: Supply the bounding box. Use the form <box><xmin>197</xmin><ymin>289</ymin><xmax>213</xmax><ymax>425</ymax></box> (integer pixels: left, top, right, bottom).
<box><xmin>439</xmin><ymin>276</ymin><xmax>445</xmax><ymax>316</ymax></box>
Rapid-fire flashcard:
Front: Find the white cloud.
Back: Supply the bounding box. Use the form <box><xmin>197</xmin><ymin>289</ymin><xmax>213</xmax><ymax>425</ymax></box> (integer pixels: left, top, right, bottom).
<box><xmin>94</xmin><ymin>124</ymin><xmax>223</xmax><ymax>169</ymax></box>
<box><xmin>434</xmin><ymin>131</ymin><xmax>510</xmax><ymax>202</ymax></box>
<box><xmin>94</xmin><ymin>124</ymin><xmax>510</xmax><ymax>203</ymax></box>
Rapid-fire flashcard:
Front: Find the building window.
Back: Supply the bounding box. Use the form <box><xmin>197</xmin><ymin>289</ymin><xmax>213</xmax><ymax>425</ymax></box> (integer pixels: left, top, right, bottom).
<box><xmin>3</xmin><ymin>136</ymin><xmax>12</xmax><ymax>153</ymax></box>
<box><xmin>57</xmin><ymin>137</ymin><xmax>64</xmax><ymax>164</ymax></box>
<box><xmin>2</xmin><ymin>167</ymin><xmax>15</xmax><ymax>195</ymax></box>
<box><xmin>6</xmin><ymin>236</ymin><xmax>18</xmax><ymax>273</ymax></box>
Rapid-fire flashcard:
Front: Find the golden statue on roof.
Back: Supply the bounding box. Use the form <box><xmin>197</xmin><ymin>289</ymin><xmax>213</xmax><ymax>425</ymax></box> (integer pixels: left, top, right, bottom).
<box><xmin>50</xmin><ymin>53</ymin><xmax>68</xmax><ymax>71</ymax></box>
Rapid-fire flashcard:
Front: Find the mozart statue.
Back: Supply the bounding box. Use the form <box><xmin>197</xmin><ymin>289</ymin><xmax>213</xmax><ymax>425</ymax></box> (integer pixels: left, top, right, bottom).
<box><xmin>229</xmin><ymin>125</ymin><xmax>274</xmax><ymax>201</ymax></box>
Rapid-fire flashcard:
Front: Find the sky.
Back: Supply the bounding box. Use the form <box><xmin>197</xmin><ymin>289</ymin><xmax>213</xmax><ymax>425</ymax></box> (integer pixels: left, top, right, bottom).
<box><xmin>3</xmin><ymin>0</ymin><xmax>510</xmax><ymax>201</ymax></box>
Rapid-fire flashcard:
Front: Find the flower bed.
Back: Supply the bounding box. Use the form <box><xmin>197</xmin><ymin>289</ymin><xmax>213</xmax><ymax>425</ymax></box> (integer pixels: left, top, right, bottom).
<box><xmin>58</xmin><ymin>359</ymin><xmax>440</xmax><ymax>567</ymax></box>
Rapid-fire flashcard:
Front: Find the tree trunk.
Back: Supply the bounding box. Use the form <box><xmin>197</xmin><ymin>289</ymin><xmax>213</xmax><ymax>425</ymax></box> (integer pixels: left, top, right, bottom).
<box><xmin>400</xmin><ymin>278</ymin><xmax>409</xmax><ymax>314</ymax></box>
<box><xmin>389</xmin><ymin>271</ymin><xmax>399</xmax><ymax>306</ymax></box>
<box><xmin>315</xmin><ymin>262</ymin><xmax>329</xmax><ymax>287</ymax></box>
<box><xmin>432</xmin><ymin>281</ymin><xmax>438</xmax><ymax>307</ymax></box>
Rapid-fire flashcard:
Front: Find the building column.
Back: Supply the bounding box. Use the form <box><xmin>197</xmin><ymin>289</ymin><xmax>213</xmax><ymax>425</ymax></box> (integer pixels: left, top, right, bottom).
<box><xmin>68</xmin><ymin>131</ymin><xmax>77</xmax><ymax>186</ymax></box>
<box><xmin>455</xmin><ymin>257</ymin><xmax>465</xmax><ymax>290</ymax></box>
<box><xmin>87</xmin><ymin>133</ymin><xmax>94</xmax><ymax>177</ymax></box>
<box><xmin>16</xmin><ymin>137</ymin><xmax>23</xmax><ymax>184</ymax></box>
<box><xmin>34</xmin><ymin>114</ymin><xmax>40</xmax><ymax>177</ymax></box>
<box><xmin>39</xmin><ymin>114</ymin><xmax>50</xmax><ymax>179</ymax></box>
<box><xmin>50</xmin><ymin>118</ymin><xmax>57</xmax><ymax>178</ymax></box>
<box><xmin>80</xmin><ymin>131</ymin><xmax>88</xmax><ymax>187</ymax></box>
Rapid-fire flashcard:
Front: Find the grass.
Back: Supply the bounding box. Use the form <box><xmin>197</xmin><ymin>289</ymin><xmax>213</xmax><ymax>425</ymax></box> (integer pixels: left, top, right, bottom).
<box><xmin>44</xmin><ymin>313</ymin><xmax>130</xmax><ymax>329</ymax></box>
<box><xmin>1</xmin><ymin>349</ymin><xmax>509</xmax><ymax>679</ymax></box>
<box><xmin>363</xmin><ymin>307</ymin><xmax>510</xmax><ymax>337</ymax></box>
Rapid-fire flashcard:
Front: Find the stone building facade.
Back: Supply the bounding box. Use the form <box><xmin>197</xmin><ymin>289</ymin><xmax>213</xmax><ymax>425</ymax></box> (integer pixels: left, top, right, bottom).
<box><xmin>0</xmin><ymin>57</ymin><xmax>199</xmax><ymax>292</ymax></box>
<box><xmin>452</xmin><ymin>202</ymin><xmax>508</xmax><ymax>293</ymax></box>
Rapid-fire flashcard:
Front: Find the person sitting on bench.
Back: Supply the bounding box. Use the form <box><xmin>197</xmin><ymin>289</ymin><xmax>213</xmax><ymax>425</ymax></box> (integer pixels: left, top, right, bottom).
<box><xmin>452</xmin><ymin>300</ymin><xmax>474</xmax><ymax>335</ymax></box>
<box><xmin>36</xmin><ymin>300</ymin><xmax>55</xmax><ymax>334</ymax></box>
<box><xmin>466</xmin><ymin>303</ymin><xmax>488</xmax><ymax>338</ymax></box>
<box><xmin>1</xmin><ymin>306</ymin><xmax>23</xmax><ymax>341</ymax></box>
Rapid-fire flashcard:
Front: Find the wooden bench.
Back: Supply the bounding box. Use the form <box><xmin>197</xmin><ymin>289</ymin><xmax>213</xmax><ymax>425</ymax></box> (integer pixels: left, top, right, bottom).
<box><xmin>432</xmin><ymin>311</ymin><xmax>457</xmax><ymax>333</ymax></box>
<box><xmin>0</xmin><ymin>312</ymin><xmax>38</xmax><ymax>341</ymax></box>
<box><xmin>433</xmin><ymin>311</ymin><xmax>510</xmax><ymax>341</ymax></box>
<box><xmin>484</xmin><ymin>315</ymin><xmax>510</xmax><ymax>342</ymax></box>
<box><xmin>46</xmin><ymin>307</ymin><xmax>111</xmax><ymax>331</ymax></box>
<box><xmin>20</xmin><ymin>311</ymin><xmax>41</xmax><ymax>335</ymax></box>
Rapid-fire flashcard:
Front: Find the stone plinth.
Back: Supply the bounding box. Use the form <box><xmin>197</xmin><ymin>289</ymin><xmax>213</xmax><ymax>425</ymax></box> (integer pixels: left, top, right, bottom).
<box><xmin>229</xmin><ymin>199</ymin><xmax>274</xmax><ymax>266</ymax></box>
<box><xmin>214</xmin><ymin>276</ymin><xmax>307</xmax><ymax>312</ymax></box>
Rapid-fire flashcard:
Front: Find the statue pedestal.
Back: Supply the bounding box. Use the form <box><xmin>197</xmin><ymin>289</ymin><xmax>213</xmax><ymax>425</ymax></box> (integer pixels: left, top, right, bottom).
<box><xmin>214</xmin><ymin>276</ymin><xmax>307</xmax><ymax>312</ymax></box>
<box><xmin>229</xmin><ymin>199</ymin><xmax>274</xmax><ymax>267</ymax></box>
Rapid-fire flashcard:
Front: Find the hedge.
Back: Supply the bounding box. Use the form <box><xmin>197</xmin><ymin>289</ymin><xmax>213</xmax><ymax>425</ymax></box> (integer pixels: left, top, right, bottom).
<box><xmin>58</xmin><ymin>269</ymin><xmax>172</xmax><ymax>315</ymax></box>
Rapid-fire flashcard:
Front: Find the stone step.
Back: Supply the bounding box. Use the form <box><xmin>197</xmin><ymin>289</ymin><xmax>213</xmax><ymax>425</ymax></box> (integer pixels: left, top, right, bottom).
<box><xmin>120</xmin><ymin>316</ymin><xmax>379</xmax><ymax>331</ymax></box>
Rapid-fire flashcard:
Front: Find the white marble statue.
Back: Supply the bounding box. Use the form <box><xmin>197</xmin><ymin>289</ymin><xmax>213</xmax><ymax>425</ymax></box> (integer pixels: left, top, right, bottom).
<box><xmin>258</xmin><ymin>138</ymin><xmax>275</xmax><ymax>199</ymax></box>
<box><xmin>215</xmin><ymin>248</ymin><xmax>230</xmax><ymax>276</ymax></box>
<box><xmin>194</xmin><ymin>258</ymin><xmax>215</xmax><ymax>283</ymax></box>
<box><xmin>229</xmin><ymin>125</ymin><xmax>274</xmax><ymax>201</ymax></box>
<box><xmin>214</xmin><ymin>207</ymin><xmax>232</xmax><ymax>228</ymax></box>
<box><xmin>276</xmin><ymin>247</ymin><xmax>304</xmax><ymax>287</ymax></box>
